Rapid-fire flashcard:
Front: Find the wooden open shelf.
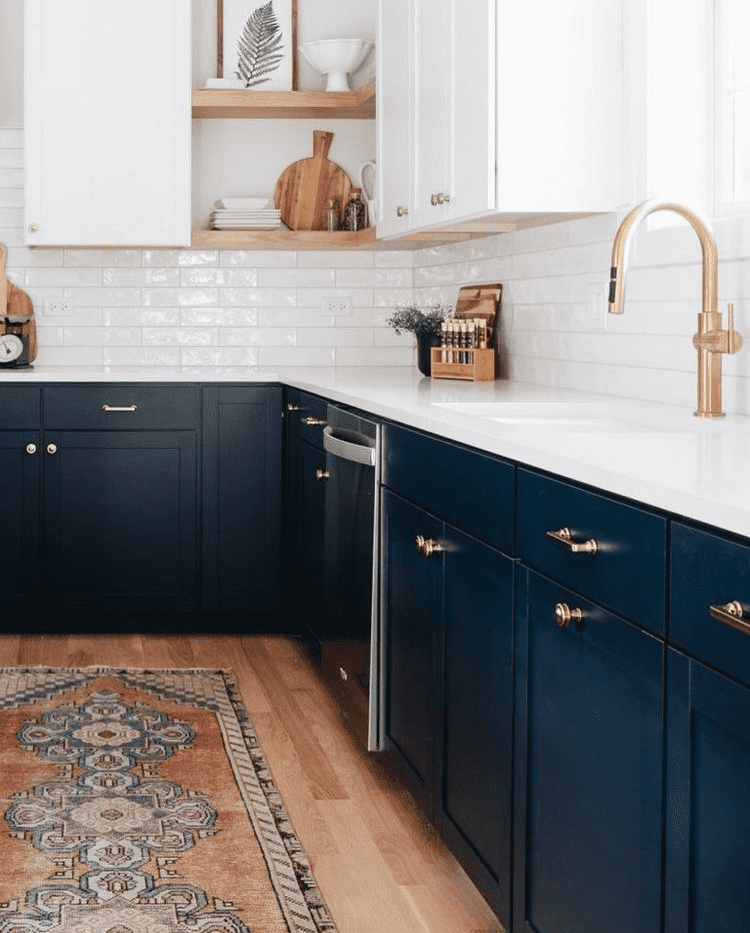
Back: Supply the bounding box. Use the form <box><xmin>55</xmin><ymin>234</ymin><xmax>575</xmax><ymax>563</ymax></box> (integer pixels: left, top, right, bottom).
<box><xmin>192</xmin><ymin>81</ymin><xmax>376</xmax><ymax>120</ymax></box>
<box><xmin>191</xmin><ymin>227</ymin><xmax>377</xmax><ymax>250</ymax></box>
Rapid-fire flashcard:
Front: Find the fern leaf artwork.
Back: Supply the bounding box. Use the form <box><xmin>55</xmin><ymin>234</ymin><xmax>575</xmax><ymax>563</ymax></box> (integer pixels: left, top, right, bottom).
<box><xmin>236</xmin><ymin>1</ymin><xmax>285</xmax><ymax>88</ymax></box>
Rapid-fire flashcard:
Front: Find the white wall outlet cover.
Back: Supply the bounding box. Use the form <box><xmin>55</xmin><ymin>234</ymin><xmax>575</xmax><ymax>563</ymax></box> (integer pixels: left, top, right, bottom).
<box><xmin>44</xmin><ymin>298</ymin><xmax>73</xmax><ymax>316</ymax></box>
<box><xmin>322</xmin><ymin>297</ymin><xmax>353</xmax><ymax>316</ymax></box>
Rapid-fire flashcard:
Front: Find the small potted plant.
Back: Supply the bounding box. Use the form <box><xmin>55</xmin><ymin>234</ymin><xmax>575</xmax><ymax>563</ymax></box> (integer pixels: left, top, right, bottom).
<box><xmin>386</xmin><ymin>304</ymin><xmax>451</xmax><ymax>376</ymax></box>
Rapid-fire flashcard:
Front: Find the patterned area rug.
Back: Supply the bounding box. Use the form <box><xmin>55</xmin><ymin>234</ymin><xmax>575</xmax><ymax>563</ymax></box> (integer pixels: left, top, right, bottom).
<box><xmin>0</xmin><ymin>667</ymin><xmax>338</xmax><ymax>933</ymax></box>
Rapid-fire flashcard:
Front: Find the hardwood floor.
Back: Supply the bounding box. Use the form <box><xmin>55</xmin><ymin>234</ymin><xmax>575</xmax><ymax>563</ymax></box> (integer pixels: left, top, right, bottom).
<box><xmin>0</xmin><ymin>633</ymin><xmax>504</xmax><ymax>933</ymax></box>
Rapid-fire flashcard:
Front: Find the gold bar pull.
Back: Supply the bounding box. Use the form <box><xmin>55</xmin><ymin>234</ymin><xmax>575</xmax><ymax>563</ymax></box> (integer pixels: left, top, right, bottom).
<box><xmin>303</xmin><ymin>415</ymin><xmax>326</xmax><ymax>426</ymax></box>
<box><xmin>101</xmin><ymin>404</ymin><xmax>137</xmax><ymax>412</ymax></box>
<box><xmin>555</xmin><ymin>603</ymin><xmax>584</xmax><ymax>628</ymax></box>
<box><xmin>546</xmin><ymin>527</ymin><xmax>599</xmax><ymax>555</ymax></box>
<box><xmin>415</xmin><ymin>535</ymin><xmax>444</xmax><ymax>558</ymax></box>
<box><xmin>709</xmin><ymin>600</ymin><xmax>750</xmax><ymax>636</ymax></box>
<box><xmin>314</xmin><ymin>469</ymin><xmax>330</xmax><ymax>481</ymax></box>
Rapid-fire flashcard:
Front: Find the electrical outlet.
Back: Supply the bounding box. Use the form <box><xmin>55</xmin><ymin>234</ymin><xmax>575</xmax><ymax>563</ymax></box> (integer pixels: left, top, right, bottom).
<box><xmin>322</xmin><ymin>297</ymin><xmax>353</xmax><ymax>316</ymax></box>
<box><xmin>44</xmin><ymin>298</ymin><xmax>74</xmax><ymax>317</ymax></box>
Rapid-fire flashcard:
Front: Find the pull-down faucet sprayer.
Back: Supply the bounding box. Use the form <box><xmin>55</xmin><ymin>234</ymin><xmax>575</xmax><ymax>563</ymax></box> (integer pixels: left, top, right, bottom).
<box><xmin>608</xmin><ymin>200</ymin><xmax>742</xmax><ymax>418</ymax></box>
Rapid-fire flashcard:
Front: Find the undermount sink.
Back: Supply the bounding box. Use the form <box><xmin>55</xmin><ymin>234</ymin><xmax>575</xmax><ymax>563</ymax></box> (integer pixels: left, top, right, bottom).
<box><xmin>431</xmin><ymin>400</ymin><xmax>663</xmax><ymax>433</ymax></box>
<box><xmin>433</xmin><ymin>400</ymin><xmax>613</xmax><ymax>424</ymax></box>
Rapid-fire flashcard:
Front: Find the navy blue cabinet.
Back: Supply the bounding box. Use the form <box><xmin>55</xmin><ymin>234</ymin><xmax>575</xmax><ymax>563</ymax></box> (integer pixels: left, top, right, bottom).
<box><xmin>0</xmin><ymin>433</ymin><xmax>41</xmax><ymax>611</ymax></box>
<box><xmin>0</xmin><ymin>388</ymin><xmax>41</xmax><ymax>612</ymax></box>
<box><xmin>439</xmin><ymin>520</ymin><xmax>514</xmax><ymax>926</ymax></box>
<box><xmin>381</xmin><ymin>425</ymin><xmax>516</xmax><ymax>928</ymax></box>
<box><xmin>382</xmin><ymin>490</ymin><xmax>442</xmax><ymax>817</ymax></box>
<box><xmin>666</xmin><ymin>650</ymin><xmax>750</xmax><ymax>933</ymax></box>
<box><xmin>514</xmin><ymin>569</ymin><xmax>664</xmax><ymax>933</ymax></box>
<box><xmin>283</xmin><ymin>389</ymin><xmax>328</xmax><ymax>640</ymax></box>
<box><xmin>44</xmin><ymin>429</ymin><xmax>197</xmax><ymax>611</ymax></box>
<box><xmin>517</xmin><ymin>469</ymin><xmax>667</xmax><ymax>635</ymax></box>
<box><xmin>202</xmin><ymin>385</ymin><xmax>282</xmax><ymax>618</ymax></box>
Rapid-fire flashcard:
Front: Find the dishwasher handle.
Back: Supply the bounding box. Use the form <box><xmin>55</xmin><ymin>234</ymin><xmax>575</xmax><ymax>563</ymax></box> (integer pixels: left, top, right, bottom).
<box><xmin>323</xmin><ymin>425</ymin><xmax>377</xmax><ymax>466</ymax></box>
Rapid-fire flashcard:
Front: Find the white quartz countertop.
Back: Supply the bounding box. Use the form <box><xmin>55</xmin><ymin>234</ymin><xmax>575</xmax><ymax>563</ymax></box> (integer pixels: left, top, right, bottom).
<box><xmin>3</xmin><ymin>365</ymin><xmax>749</xmax><ymax>539</ymax></box>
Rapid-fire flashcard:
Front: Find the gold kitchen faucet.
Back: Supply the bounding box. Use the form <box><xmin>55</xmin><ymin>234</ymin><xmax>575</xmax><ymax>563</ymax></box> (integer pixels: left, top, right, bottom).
<box><xmin>608</xmin><ymin>200</ymin><xmax>742</xmax><ymax>418</ymax></box>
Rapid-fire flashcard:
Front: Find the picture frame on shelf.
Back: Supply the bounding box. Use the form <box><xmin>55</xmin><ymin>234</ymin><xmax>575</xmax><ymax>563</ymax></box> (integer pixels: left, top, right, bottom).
<box><xmin>218</xmin><ymin>0</ymin><xmax>298</xmax><ymax>90</ymax></box>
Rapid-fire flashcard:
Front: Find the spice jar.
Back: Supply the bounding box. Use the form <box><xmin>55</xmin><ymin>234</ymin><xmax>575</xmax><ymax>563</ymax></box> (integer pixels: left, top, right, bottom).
<box><xmin>324</xmin><ymin>199</ymin><xmax>340</xmax><ymax>231</ymax></box>
<box><xmin>342</xmin><ymin>187</ymin><xmax>368</xmax><ymax>231</ymax></box>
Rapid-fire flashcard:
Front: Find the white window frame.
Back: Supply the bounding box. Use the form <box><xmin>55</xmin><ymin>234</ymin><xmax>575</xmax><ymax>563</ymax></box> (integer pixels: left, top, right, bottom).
<box><xmin>713</xmin><ymin>0</ymin><xmax>750</xmax><ymax>216</ymax></box>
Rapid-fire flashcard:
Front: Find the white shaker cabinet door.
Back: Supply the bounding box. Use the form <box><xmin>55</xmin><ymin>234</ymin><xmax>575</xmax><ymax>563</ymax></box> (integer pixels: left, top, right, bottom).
<box><xmin>376</xmin><ymin>0</ymin><xmax>414</xmax><ymax>238</ymax></box>
<box><xmin>24</xmin><ymin>0</ymin><xmax>191</xmax><ymax>247</ymax></box>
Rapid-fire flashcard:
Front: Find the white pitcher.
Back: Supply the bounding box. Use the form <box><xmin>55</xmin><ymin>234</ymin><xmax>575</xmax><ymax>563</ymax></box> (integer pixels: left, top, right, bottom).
<box><xmin>359</xmin><ymin>160</ymin><xmax>376</xmax><ymax>225</ymax></box>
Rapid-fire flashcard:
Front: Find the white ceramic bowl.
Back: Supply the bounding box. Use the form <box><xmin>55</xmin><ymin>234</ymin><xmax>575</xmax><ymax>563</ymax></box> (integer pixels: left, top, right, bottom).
<box><xmin>299</xmin><ymin>39</ymin><xmax>374</xmax><ymax>92</ymax></box>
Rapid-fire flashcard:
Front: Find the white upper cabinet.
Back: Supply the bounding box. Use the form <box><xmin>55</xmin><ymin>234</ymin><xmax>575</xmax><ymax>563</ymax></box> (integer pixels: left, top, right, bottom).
<box><xmin>376</xmin><ymin>0</ymin><xmax>414</xmax><ymax>238</ymax></box>
<box><xmin>24</xmin><ymin>0</ymin><xmax>191</xmax><ymax>247</ymax></box>
<box><xmin>377</xmin><ymin>0</ymin><xmax>627</xmax><ymax>238</ymax></box>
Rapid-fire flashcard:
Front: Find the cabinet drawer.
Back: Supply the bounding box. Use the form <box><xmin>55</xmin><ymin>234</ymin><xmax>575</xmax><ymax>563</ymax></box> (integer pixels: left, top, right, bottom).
<box><xmin>670</xmin><ymin>522</ymin><xmax>750</xmax><ymax>687</ymax></box>
<box><xmin>517</xmin><ymin>469</ymin><xmax>666</xmax><ymax>635</ymax></box>
<box><xmin>0</xmin><ymin>386</ymin><xmax>41</xmax><ymax>428</ymax></box>
<box><xmin>43</xmin><ymin>385</ymin><xmax>198</xmax><ymax>429</ymax></box>
<box><xmin>383</xmin><ymin>423</ymin><xmax>514</xmax><ymax>553</ymax></box>
<box><xmin>286</xmin><ymin>390</ymin><xmax>328</xmax><ymax>449</ymax></box>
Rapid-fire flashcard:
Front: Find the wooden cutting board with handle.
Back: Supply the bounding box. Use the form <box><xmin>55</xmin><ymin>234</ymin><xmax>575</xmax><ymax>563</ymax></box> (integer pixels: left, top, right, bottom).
<box><xmin>274</xmin><ymin>130</ymin><xmax>352</xmax><ymax>231</ymax></box>
<box><xmin>0</xmin><ymin>243</ymin><xmax>37</xmax><ymax>362</ymax></box>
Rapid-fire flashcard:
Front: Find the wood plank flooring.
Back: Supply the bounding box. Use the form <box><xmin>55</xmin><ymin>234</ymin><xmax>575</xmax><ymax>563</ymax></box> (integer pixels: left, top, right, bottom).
<box><xmin>0</xmin><ymin>633</ymin><xmax>504</xmax><ymax>933</ymax></box>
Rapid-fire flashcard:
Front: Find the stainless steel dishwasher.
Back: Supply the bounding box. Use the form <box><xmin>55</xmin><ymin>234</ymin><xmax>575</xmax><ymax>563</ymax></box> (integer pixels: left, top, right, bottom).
<box><xmin>319</xmin><ymin>404</ymin><xmax>382</xmax><ymax>751</ymax></box>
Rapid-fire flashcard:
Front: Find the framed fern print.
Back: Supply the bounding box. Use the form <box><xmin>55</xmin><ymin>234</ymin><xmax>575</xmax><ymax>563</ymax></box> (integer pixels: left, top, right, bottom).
<box><xmin>218</xmin><ymin>0</ymin><xmax>297</xmax><ymax>90</ymax></box>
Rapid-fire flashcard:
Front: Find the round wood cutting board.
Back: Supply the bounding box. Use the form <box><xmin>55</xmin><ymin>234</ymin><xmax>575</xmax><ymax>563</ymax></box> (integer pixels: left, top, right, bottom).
<box><xmin>274</xmin><ymin>130</ymin><xmax>352</xmax><ymax>231</ymax></box>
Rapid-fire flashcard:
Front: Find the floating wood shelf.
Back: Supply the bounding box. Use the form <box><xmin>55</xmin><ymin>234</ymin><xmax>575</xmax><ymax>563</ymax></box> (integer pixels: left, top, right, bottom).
<box><xmin>192</xmin><ymin>81</ymin><xmax>376</xmax><ymax>120</ymax></box>
<box><xmin>191</xmin><ymin>227</ymin><xmax>377</xmax><ymax>250</ymax></box>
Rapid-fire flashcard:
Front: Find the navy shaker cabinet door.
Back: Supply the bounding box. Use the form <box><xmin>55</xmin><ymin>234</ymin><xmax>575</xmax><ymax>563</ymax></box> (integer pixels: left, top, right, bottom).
<box><xmin>0</xmin><ymin>431</ymin><xmax>40</xmax><ymax>612</ymax></box>
<box><xmin>670</xmin><ymin>522</ymin><xmax>750</xmax><ymax>687</ymax></box>
<box><xmin>382</xmin><ymin>490</ymin><xmax>442</xmax><ymax>818</ymax></box>
<box><xmin>202</xmin><ymin>385</ymin><xmax>282</xmax><ymax>616</ymax></box>
<box><xmin>43</xmin><ymin>430</ymin><xmax>198</xmax><ymax>611</ymax></box>
<box><xmin>514</xmin><ymin>570</ymin><xmax>664</xmax><ymax>933</ymax></box>
<box><xmin>439</xmin><ymin>524</ymin><xmax>514</xmax><ymax>928</ymax></box>
<box><xmin>666</xmin><ymin>650</ymin><xmax>750</xmax><ymax>933</ymax></box>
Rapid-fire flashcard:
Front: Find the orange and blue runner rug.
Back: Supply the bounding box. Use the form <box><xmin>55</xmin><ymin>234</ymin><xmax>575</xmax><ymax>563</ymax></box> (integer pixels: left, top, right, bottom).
<box><xmin>0</xmin><ymin>667</ymin><xmax>338</xmax><ymax>933</ymax></box>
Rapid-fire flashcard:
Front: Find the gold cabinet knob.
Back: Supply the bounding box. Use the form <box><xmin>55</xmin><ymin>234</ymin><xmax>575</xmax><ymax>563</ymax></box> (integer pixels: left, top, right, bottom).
<box><xmin>46</xmin><ymin>443</ymin><xmax>57</xmax><ymax>455</ymax></box>
<box><xmin>25</xmin><ymin>443</ymin><xmax>37</xmax><ymax>455</ymax></box>
<box><xmin>315</xmin><ymin>469</ymin><xmax>331</xmax><ymax>481</ymax></box>
<box><xmin>396</xmin><ymin>206</ymin><xmax>409</xmax><ymax>217</ymax></box>
<box><xmin>415</xmin><ymin>534</ymin><xmax>444</xmax><ymax>558</ymax></box>
<box><xmin>554</xmin><ymin>602</ymin><xmax>583</xmax><ymax>628</ymax></box>
<box><xmin>430</xmin><ymin>193</ymin><xmax>451</xmax><ymax>206</ymax></box>
<box><xmin>28</xmin><ymin>223</ymin><xmax>38</xmax><ymax>233</ymax></box>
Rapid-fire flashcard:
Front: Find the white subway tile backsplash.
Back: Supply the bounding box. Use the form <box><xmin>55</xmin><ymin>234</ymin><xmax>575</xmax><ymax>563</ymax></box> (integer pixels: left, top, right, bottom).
<box><xmin>2</xmin><ymin>136</ymin><xmax>750</xmax><ymax>392</ymax></box>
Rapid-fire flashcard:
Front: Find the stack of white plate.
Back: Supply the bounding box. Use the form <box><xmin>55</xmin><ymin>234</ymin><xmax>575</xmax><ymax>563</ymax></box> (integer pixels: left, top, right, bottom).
<box><xmin>209</xmin><ymin>198</ymin><xmax>282</xmax><ymax>230</ymax></box>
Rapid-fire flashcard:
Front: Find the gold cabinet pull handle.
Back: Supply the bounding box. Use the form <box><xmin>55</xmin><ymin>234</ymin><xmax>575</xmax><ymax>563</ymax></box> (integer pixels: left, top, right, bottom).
<box><xmin>25</xmin><ymin>443</ymin><xmax>37</xmax><ymax>455</ymax></box>
<box><xmin>302</xmin><ymin>415</ymin><xmax>326</xmax><ymax>427</ymax></box>
<box><xmin>546</xmin><ymin>527</ymin><xmax>599</xmax><ymax>555</ymax></box>
<box><xmin>415</xmin><ymin>535</ymin><xmax>444</xmax><ymax>558</ymax></box>
<box><xmin>554</xmin><ymin>602</ymin><xmax>584</xmax><ymax>628</ymax></box>
<box><xmin>709</xmin><ymin>600</ymin><xmax>750</xmax><ymax>636</ymax></box>
<box><xmin>315</xmin><ymin>469</ymin><xmax>330</xmax><ymax>481</ymax></box>
<box><xmin>286</xmin><ymin>402</ymin><xmax>303</xmax><ymax>412</ymax></box>
<box><xmin>102</xmin><ymin>404</ymin><xmax>137</xmax><ymax>412</ymax></box>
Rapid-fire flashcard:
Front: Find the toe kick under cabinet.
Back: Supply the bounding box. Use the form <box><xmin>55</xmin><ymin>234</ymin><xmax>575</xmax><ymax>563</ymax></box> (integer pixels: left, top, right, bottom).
<box><xmin>0</xmin><ymin>383</ymin><xmax>281</xmax><ymax>622</ymax></box>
